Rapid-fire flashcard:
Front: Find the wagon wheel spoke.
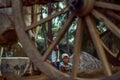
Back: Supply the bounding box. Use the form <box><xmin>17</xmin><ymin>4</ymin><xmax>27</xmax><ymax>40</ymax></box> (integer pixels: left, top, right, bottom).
<box><xmin>95</xmin><ymin>1</ymin><xmax>120</xmax><ymax>11</ymax></box>
<box><xmin>101</xmin><ymin>40</ymin><xmax>115</xmax><ymax>57</ymax></box>
<box><xmin>12</xmin><ymin>0</ymin><xmax>42</xmax><ymax>60</ymax></box>
<box><xmin>71</xmin><ymin>18</ymin><xmax>84</xmax><ymax>79</ymax></box>
<box><xmin>43</xmin><ymin>14</ymin><xmax>76</xmax><ymax>60</ymax></box>
<box><xmin>85</xmin><ymin>15</ymin><xmax>112</xmax><ymax>76</ymax></box>
<box><xmin>102</xmin><ymin>10</ymin><xmax>120</xmax><ymax>21</ymax></box>
<box><xmin>100</xmin><ymin>39</ymin><xmax>120</xmax><ymax>66</ymax></box>
<box><xmin>12</xmin><ymin>0</ymin><xmax>71</xmax><ymax>79</ymax></box>
<box><xmin>105</xmin><ymin>71</ymin><xmax>120</xmax><ymax>80</ymax></box>
<box><xmin>10</xmin><ymin>0</ymin><xmax>120</xmax><ymax>79</ymax></box>
<box><xmin>25</xmin><ymin>7</ymin><xmax>69</xmax><ymax>31</ymax></box>
<box><xmin>91</xmin><ymin>9</ymin><xmax>120</xmax><ymax>39</ymax></box>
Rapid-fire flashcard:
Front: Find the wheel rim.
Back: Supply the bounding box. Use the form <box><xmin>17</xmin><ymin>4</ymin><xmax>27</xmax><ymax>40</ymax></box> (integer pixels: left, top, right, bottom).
<box><xmin>12</xmin><ymin>0</ymin><xmax>120</xmax><ymax>80</ymax></box>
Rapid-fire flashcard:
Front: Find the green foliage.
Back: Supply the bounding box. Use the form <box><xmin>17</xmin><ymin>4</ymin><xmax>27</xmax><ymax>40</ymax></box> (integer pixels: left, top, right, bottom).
<box><xmin>97</xmin><ymin>21</ymin><xmax>107</xmax><ymax>33</ymax></box>
<box><xmin>36</xmin><ymin>1</ymin><xmax>120</xmax><ymax>56</ymax></box>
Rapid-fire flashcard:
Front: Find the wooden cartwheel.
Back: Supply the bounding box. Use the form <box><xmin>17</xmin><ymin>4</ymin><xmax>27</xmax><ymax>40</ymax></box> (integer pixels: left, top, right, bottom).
<box><xmin>3</xmin><ymin>0</ymin><xmax>119</xmax><ymax>80</ymax></box>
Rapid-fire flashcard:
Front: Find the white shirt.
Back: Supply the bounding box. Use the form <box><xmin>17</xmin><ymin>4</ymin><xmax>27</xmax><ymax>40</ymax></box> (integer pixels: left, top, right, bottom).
<box><xmin>51</xmin><ymin>50</ymin><xmax>60</xmax><ymax>63</ymax></box>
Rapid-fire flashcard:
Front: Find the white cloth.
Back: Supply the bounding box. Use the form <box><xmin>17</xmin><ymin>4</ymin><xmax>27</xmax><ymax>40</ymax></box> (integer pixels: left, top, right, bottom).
<box><xmin>51</xmin><ymin>50</ymin><xmax>60</xmax><ymax>63</ymax></box>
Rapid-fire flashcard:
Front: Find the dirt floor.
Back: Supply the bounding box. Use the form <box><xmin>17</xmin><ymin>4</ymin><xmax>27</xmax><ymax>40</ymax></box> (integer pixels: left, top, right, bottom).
<box><xmin>21</xmin><ymin>74</ymin><xmax>51</xmax><ymax>80</ymax></box>
<box><xmin>2</xmin><ymin>73</ymin><xmax>51</xmax><ymax>80</ymax></box>
<box><xmin>2</xmin><ymin>67</ymin><xmax>120</xmax><ymax>80</ymax></box>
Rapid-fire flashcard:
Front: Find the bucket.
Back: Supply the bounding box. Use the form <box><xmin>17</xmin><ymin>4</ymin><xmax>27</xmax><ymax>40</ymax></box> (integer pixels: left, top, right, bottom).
<box><xmin>1</xmin><ymin>57</ymin><xmax>30</xmax><ymax>76</ymax></box>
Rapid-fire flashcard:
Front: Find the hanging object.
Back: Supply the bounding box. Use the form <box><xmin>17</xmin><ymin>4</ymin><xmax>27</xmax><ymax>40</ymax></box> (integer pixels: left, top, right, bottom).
<box><xmin>0</xmin><ymin>13</ymin><xmax>18</xmax><ymax>47</ymax></box>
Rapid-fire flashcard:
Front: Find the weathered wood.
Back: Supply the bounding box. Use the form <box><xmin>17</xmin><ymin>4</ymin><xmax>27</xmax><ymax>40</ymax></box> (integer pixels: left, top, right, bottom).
<box><xmin>0</xmin><ymin>76</ymin><xmax>7</xmax><ymax>80</ymax></box>
<box><xmin>91</xmin><ymin>9</ymin><xmax>120</xmax><ymax>39</ymax></box>
<box><xmin>25</xmin><ymin>8</ymin><xmax>69</xmax><ymax>31</ymax></box>
<box><xmin>0</xmin><ymin>47</ymin><xmax>3</xmax><ymax>76</ymax></box>
<box><xmin>117</xmin><ymin>51</ymin><xmax>120</xmax><ymax>60</ymax></box>
<box><xmin>30</xmin><ymin>5</ymin><xmax>41</xmax><ymax>74</ymax></box>
<box><xmin>48</xmin><ymin>3</ymin><xmax>53</xmax><ymax>46</ymax></box>
<box><xmin>103</xmin><ymin>70</ymin><xmax>120</xmax><ymax>80</ymax></box>
<box><xmin>43</xmin><ymin>14</ymin><xmax>75</xmax><ymax>61</ymax></box>
<box><xmin>0</xmin><ymin>0</ymin><xmax>60</xmax><ymax>8</ymax></box>
<box><xmin>85</xmin><ymin>16</ymin><xmax>112</xmax><ymax>76</ymax></box>
<box><xmin>30</xmin><ymin>5</ymin><xmax>38</xmax><ymax>45</ymax></box>
<box><xmin>101</xmin><ymin>40</ymin><xmax>120</xmax><ymax>66</ymax></box>
<box><xmin>95</xmin><ymin>1</ymin><xmax>120</xmax><ymax>11</ymax></box>
<box><xmin>12</xmin><ymin>1</ymin><xmax>71</xmax><ymax>80</ymax></box>
<box><xmin>100</xmin><ymin>30</ymin><xmax>110</xmax><ymax>38</ymax></box>
<box><xmin>12</xmin><ymin>0</ymin><xmax>120</xmax><ymax>79</ymax></box>
<box><xmin>105</xmin><ymin>10</ymin><xmax>120</xmax><ymax>21</ymax></box>
<box><xmin>71</xmin><ymin>18</ymin><xmax>83</xmax><ymax>79</ymax></box>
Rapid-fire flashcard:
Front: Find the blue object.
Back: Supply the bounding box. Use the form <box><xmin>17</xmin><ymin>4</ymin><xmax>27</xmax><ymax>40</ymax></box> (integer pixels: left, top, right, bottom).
<box><xmin>59</xmin><ymin>62</ymin><xmax>72</xmax><ymax>73</ymax></box>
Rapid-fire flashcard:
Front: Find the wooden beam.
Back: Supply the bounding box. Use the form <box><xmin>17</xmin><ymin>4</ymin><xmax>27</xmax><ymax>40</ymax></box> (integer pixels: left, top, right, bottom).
<box><xmin>25</xmin><ymin>8</ymin><xmax>69</xmax><ymax>31</ymax></box>
<box><xmin>43</xmin><ymin>14</ymin><xmax>75</xmax><ymax>61</ymax></box>
<box><xmin>104</xmin><ymin>71</ymin><xmax>120</xmax><ymax>80</ymax></box>
<box><xmin>48</xmin><ymin>3</ymin><xmax>53</xmax><ymax>46</ymax></box>
<box><xmin>71</xmin><ymin>18</ymin><xmax>83</xmax><ymax>79</ymax></box>
<box><xmin>105</xmin><ymin>10</ymin><xmax>120</xmax><ymax>21</ymax></box>
<box><xmin>0</xmin><ymin>0</ymin><xmax>61</xmax><ymax>8</ymax></box>
<box><xmin>91</xmin><ymin>9</ymin><xmax>120</xmax><ymax>39</ymax></box>
<box><xmin>85</xmin><ymin>15</ymin><xmax>112</xmax><ymax>76</ymax></box>
<box><xmin>101</xmin><ymin>40</ymin><xmax>120</xmax><ymax>66</ymax></box>
<box><xmin>0</xmin><ymin>47</ymin><xmax>3</xmax><ymax>76</ymax></box>
<box><xmin>12</xmin><ymin>0</ymin><xmax>71</xmax><ymax>80</ymax></box>
<box><xmin>95</xmin><ymin>1</ymin><xmax>120</xmax><ymax>11</ymax></box>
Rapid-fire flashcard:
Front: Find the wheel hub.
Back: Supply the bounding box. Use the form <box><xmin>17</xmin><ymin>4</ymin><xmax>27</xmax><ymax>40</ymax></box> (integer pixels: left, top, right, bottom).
<box><xmin>68</xmin><ymin>0</ymin><xmax>95</xmax><ymax>16</ymax></box>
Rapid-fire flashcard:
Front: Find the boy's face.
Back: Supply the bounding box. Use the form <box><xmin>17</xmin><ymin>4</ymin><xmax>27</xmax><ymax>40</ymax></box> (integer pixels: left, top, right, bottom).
<box><xmin>63</xmin><ymin>56</ymin><xmax>69</xmax><ymax>64</ymax></box>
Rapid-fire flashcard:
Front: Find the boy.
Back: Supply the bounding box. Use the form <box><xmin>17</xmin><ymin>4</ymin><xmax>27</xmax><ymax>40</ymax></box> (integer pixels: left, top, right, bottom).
<box><xmin>59</xmin><ymin>53</ymin><xmax>72</xmax><ymax>73</ymax></box>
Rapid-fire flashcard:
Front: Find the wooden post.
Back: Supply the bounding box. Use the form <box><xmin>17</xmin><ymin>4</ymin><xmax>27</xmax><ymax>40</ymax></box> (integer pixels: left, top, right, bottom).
<box><xmin>31</xmin><ymin>5</ymin><xmax>42</xmax><ymax>74</ymax></box>
<box><xmin>0</xmin><ymin>0</ymin><xmax>60</xmax><ymax>8</ymax></box>
<box><xmin>0</xmin><ymin>47</ymin><xmax>3</xmax><ymax>76</ymax></box>
<box><xmin>41</xmin><ymin>10</ymin><xmax>47</xmax><ymax>50</ymax></box>
<box><xmin>48</xmin><ymin>3</ymin><xmax>53</xmax><ymax>46</ymax></box>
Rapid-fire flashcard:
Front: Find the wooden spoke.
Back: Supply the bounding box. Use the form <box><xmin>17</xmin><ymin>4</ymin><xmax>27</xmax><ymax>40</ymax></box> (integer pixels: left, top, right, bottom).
<box><xmin>101</xmin><ymin>40</ymin><xmax>115</xmax><ymax>57</ymax></box>
<box><xmin>100</xmin><ymin>30</ymin><xmax>110</xmax><ymax>38</ymax></box>
<box><xmin>85</xmin><ymin>15</ymin><xmax>112</xmax><ymax>76</ymax></box>
<box><xmin>95</xmin><ymin>1</ymin><xmax>120</xmax><ymax>11</ymax></box>
<box><xmin>105</xmin><ymin>10</ymin><xmax>120</xmax><ymax>21</ymax></box>
<box><xmin>43</xmin><ymin>14</ymin><xmax>76</xmax><ymax>61</ymax></box>
<box><xmin>11</xmin><ymin>0</ymin><xmax>120</xmax><ymax>79</ymax></box>
<box><xmin>91</xmin><ymin>9</ymin><xmax>120</xmax><ymax>39</ymax></box>
<box><xmin>25</xmin><ymin>8</ymin><xmax>69</xmax><ymax>31</ymax></box>
<box><xmin>0</xmin><ymin>0</ymin><xmax>60</xmax><ymax>8</ymax></box>
<box><xmin>75</xmin><ymin>77</ymin><xmax>98</xmax><ymax>80</ymax></box>
<box><xmin>104</xmin><ymin>71</ymin><xmax>120</xmax><ymax>80</ymax></box>
<box><xmin>71</xmin><ymin>18</ymin><xmax>84</xmax><ymax>79</ymax></box>
<box><xmin>12</xmin><ymin>0</ymin><xmax>71</xmax><ymax>80</ymax></box>
<box><xmin>100</xmin><ymin>40</ymin><xmax>120</xmax><ymax>66</ymax></box>
<box><xmin>0</xmin><ymin>47</ymin><xmax>3</xmax><ymax>73</ymax></box>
